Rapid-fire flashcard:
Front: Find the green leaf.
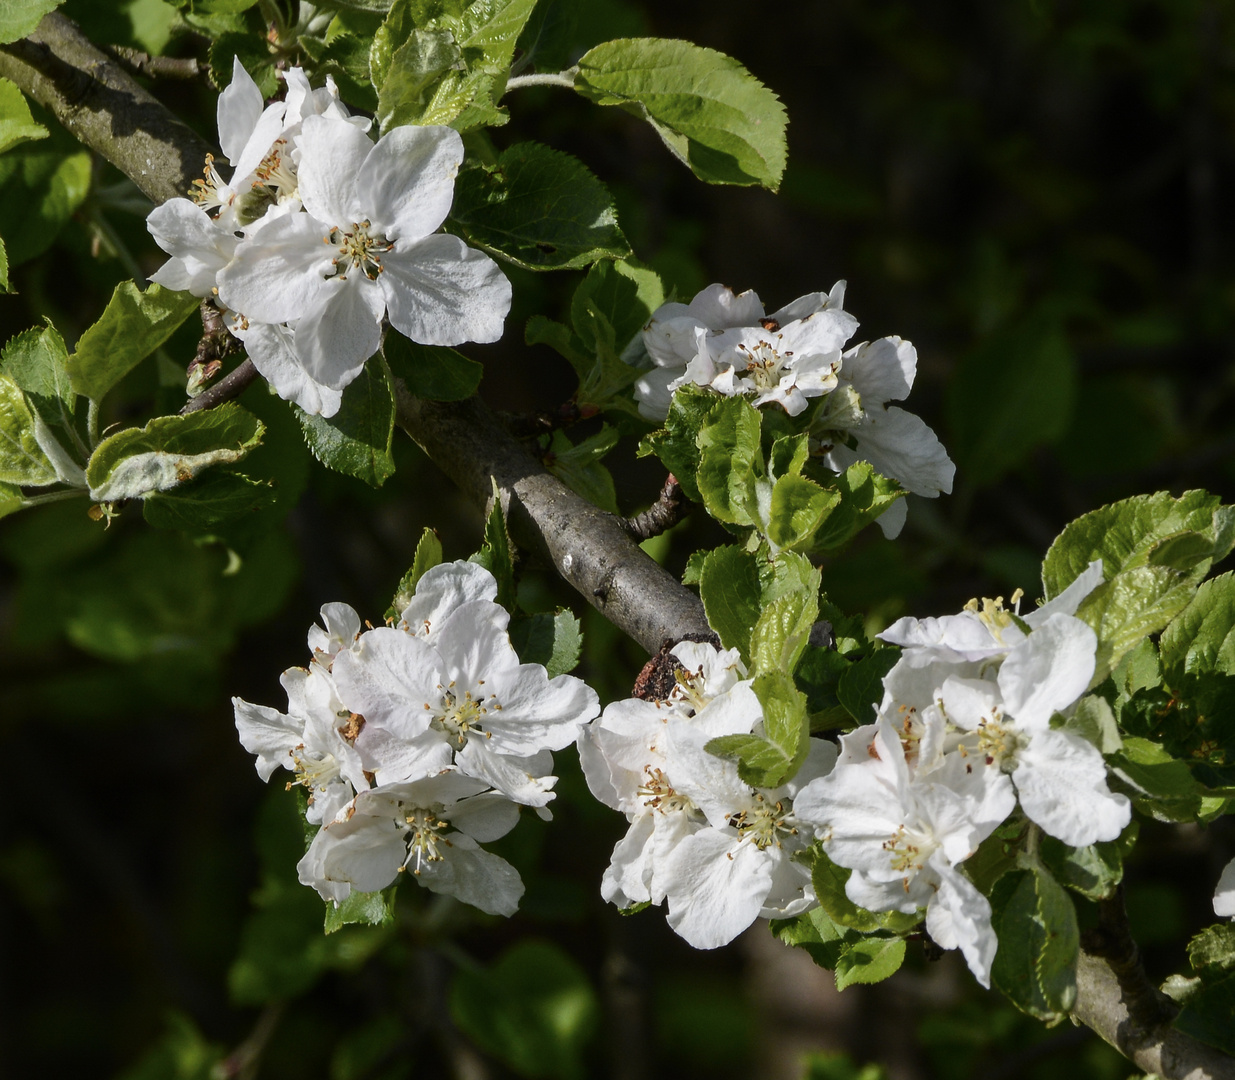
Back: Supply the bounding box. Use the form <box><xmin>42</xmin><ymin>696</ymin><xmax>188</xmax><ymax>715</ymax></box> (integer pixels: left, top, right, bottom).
<box><xmin>451</xmin><ymin>142</ymin><xmax>630</xmax><ymax>270</ymax></box>
<box><xmin>543</xmin><ymin>425</ymin><xmax>619</xmax><ymax>513</ymax></box>
<box><xmin>1059</xmin><ymin>693</ymin><xmax>1121</xmax><ymax>754</ymax></box>
<box><xmin>990</xmin><ymin>863</ymin><xmax>1079</xmax><ymax>1021</ymax></box>
<box><xmin>296</xmin><ymin>358</ymin><xmax>396</xmax><ymax>487</ymax></box>
<box><xmin>1189</xmin><ymin>923</ymin><xmax>1235</xmax><ymax>973</ymax></box>
<box><xmin>1108</xmin><ymin>736</ymin><xmax>1206</xmax><ymax>822</ymax></box>
<box><xmin>706</xmin><ymin>671</ymin><xmax>808</xmax><ymax>788</ymax></box>
<box><xmin>1075</xmin><ymin>565</ymin><xmax>1195</xmax><ymax>685</ymax></box>
<box><xmin>449</xmin><ymin>939</ymin><xmax>597</xmax><ymax>1080</ymax></box>
<box><xmin>697</xmin><ymin>544</ymin><xmax>761</xmax><ymax>661</ymax></box>
<box><xmin>749</xmin><ymin>580</ymin><xmax>820</xmax><ymax>677</ymax></box>
<box><xmin>208</xmin><ymin>31</ymin><xmax>278</xmax><ymax>98</ymax></box>
<box><xmin>0</xmin><ymin>0</ymin><xmax>63</xmax><ymax>44</ymax></box>
<box><xmin>0</xmin><ymin>373</ymin><xmax>56</xmax><ymax>485</ymax></box>
<box><xmin>695</xmin><ymin>395</ymin><xmax>762</xmax><ymax>526</ymax></box>
<box><xmin>0</xmin><ymin>478</ymin><xmax>22</xmax><ymax>519</ymax></box>
<box><xmin>0</xmin><ymin>234</ymin><xmax>8</xmax><ymax>292</ymax></box>
<box><xmin>836</xmin><ymin>649</ymin><xmax>899</xmax><ymax>726</ymax></box>
<box><xmin>834</xmin><ymin>937</ymin><xmax>906</xmax><ymax>991</ymax></box>
<box><xmin>469</xmin><ymin>476</ymin><xmax>514</xmax><ymax>609</ymax></box>
<box><xmin>374</xmin><ymin>0</ymin><xmax>539</xmax><ymax>131</ymax></box>
<box><xmin>1039</xmin><ymin>825</ymin><xmax>1136</xmax><ymax>902</ymax></box>
<box><xmin>811</xmin><ymin>850</ymin><xmax>921</xmax><ymax>934</ymax></box>
<box><xmin>375</xmin><ymin>28</ymin><xmax>463</xmax><ymax>130</ymax></box>
<box><xmin>383</xmin><ymin>333</ymin><xmax>482</xmax><ymax>400</ymax></box>
<box><xmin>388</xmin><ymin>526</ymin><xmax>443</xmax><ymax>619</ymax></box>
<box><xmin>66</xmin><ymin>282</ymin><xmax>200</xmax><ymax>402</ymax></box>
<box><xmin>85</xmin><ymin>404</ymin><xmax>265</xmax><ymax>502</ymax></box>
<box><xmin>766</xmin><ymin>472</ymin><xmax>836</xmax><ymax>552</ymax></box>
<box><xmin>0</xmin><ymin>146</ymin><xmax>90</xmax><ymax>265</ymax></box>
<box><xmin>1168</xmin><ymin>926</ymin><xmax>1235</xmax><ymax>1056</ymax></box>
<box><xmin>323</xmin><ymin>887</ymin><xmax>397</xmax><ymax>933</ymax></box>
<box><xmin>570</xmin><ymin>257</ymin><xmax>664</xmax><ymax>358</ymax></box>
<box><xmin>142</xmin><ymin>470</ymin><xmax>276</xmax><ymax>530</ymax></box>
<box><xmin>807</xmin><ymin>462</ymin><xmax>904</xmax><ymax>552</ymax></box>
<box><xmin>0</xmin><ymin>77</ymin><xmax>47</xmax><ymax>154</ymax></box>
<box><xmin>509</xmin><ymin>608</ymin><xmax>583</xmax><ymax>677</ymax></box>
<box><xmin>1042</xmin><ymin>490</ymin><xmax>1228</xmax><ymax>600</ymax></box>
<box><xmin>770</xmin><ymin>906</ymin><xmax>852</xmax><ymax>970</ymax></box>
<box><xmin>946</xmin><ymin>316</ymin><xmax>1076</xmax><ymax>487</ymax></box>
<box><xmin>637</xmin><ymin>384</ymin><xmax>718</xmax><ymax>502</ymax></box>
<box><xmin>1160</xmin><ymin>572</ymin><xmax>1235</xmax><ymax>686</ymax></box>
<box><xmin>1</xmin><ymin>319</ymin><xmax>75</xmax><ymax>435</ymax></box>
<box><xmin>574</xmin><ymin>38</ymin><xmax>788</xmax><ymax>191</ymax></box>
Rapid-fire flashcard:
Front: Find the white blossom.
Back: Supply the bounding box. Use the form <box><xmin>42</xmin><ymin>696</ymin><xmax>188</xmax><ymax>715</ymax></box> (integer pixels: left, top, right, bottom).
<box><xmin>233</xmin><ymin>664</ymin><xmax>368</xmax><ymax>825</ymax></box>
<box><xmin>216</xmin><ymin>115</ymin><xmax>511</xmax><ymax>402</ymax></box>
<box><xmin>298</xmin><ymin>771</ymin><xmax>524</xmax><ymax>914</ymax></box>
<box><xmin>794</xmin><ymin>721</ymin><xmax>1015</xmax><ymax>986</ymax></box>
<box><xmin>1215</xmin><ymin>857</ymin><xmax>1235</xmax><ymax>918</ymax></box>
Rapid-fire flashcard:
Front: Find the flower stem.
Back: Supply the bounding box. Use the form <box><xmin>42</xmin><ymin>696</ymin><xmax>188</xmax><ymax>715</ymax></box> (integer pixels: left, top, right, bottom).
<box><xmin>87</xmin><ymin>397</ymin><xmax>100</xmax><ymax>447</ymax></box>
<box><xmin>21</xmin><ymin>488</ymin><xmax>87</xmax><ymax>510</ymax></box>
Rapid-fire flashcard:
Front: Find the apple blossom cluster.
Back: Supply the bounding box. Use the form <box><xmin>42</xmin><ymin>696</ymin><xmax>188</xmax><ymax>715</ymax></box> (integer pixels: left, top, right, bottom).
<box><xmin>793</xmin><ymin>559</ymin><xmax>1132</xmax><ymax>986</ymax></box>
<box><xmin>579</xmin><ymin>641</ymin><xmax>837</xmax><ymax>949</ymax></box>
<box><xmin>635</xmin><ymin>283</ymin><xmax>955</xmax><ymax>537</ymax></box>
<box><xmin>146</xmin><ymin>59</ymin><xmax>511</xmax><ymax>418</ymax></box>
<box><xmin>233</xmin><ymin>562</ymin><xmax>598</xmax><ymax>915</ymax></box>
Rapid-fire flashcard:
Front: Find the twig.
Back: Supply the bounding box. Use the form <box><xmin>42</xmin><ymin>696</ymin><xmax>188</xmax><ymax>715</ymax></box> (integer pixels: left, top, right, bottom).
<box><xmin>215</xmin><ymin>1003</ymin><xmax>284</xmax><ymax>1080</ymax></box>
<box><xmin>102</xmin><ymin>45</ymin><xmax>203</xmax><ymax>80</ymax></box>
<box><xmin>1080</xmin><ymin>884</ymin><xmax>1176</xmax><ymax>1029</ymax></box>
<box><xmin>180</xmin><ymin>357</ymin><xmax>260</xmax><ymax>414</ymax></box>
<box><xmin>622</xmin><ymin>474</ymin><xmax>684</xmax><ymax>541</ymax></box>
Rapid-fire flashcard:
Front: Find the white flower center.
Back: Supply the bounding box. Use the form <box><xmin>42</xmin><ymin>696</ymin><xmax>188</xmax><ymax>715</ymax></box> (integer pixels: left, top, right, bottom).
<box><xmin>190</xmin><ymin>154</ymin><xmax>235</xmax><ymax>213</ymax></box>
<box><xmin>970</xmin><ymin>714</ymin><xmax>1027</xmax><ymax>770</ymax></box>
<box><xmin>963</xmin><ymin>589</ymin><xmax>1025</xmax><ymax>644</ymax></box>
<box><xmin>400</xmin><ymin>808</ymin><xmax>451</xmax><ymax>875</ymax></box>
<box><xmin>327</xmin><ymin>220</ymin><xmax>393</xmax><ymax>282</ymax></box>
<box><xmin>882</xmin><ymin>823</ymin><xmax>938</xmax><ymax>884</ymax></box>
<box><xmin>636</xmin><ymin>766</ymin><xmax>695</xmax><ymax>815</ymax></box>
<box><xmin>288</xmin><ymin>742</ymin><xmax>338</xmax><ymax>792</ymax></box>
<box><xmin>730</xmin><ymin>793</ymin><xmax>798</xmax><ymax>851</ymax></box>
<box><xmin>431</xmin><ymin>680</ymin><xmax>501</xmax><ymax>749</ymax></box>
<box><xmin>254</xmin><ymin>138</ymin><xmax>298</xmax><ymax>200</ymax></box>
<box><xmin>737</xmin><ymin>338</ymin><xmax>794</xmax><ymax>391</ymax></box>
<box><xmin>670</xmin><ymin>665</ymin><xmax>714</xmax><ymax>713</ymax></box>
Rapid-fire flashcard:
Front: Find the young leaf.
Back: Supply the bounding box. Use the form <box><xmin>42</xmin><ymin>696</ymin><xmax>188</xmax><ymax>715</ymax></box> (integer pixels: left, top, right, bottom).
<box><xmin>767</xmin><ymin>472</ymin><xmax>836</xmax><ymax>552</ymax></box>
<box><xmin>749</xmin><ymin>580</ymin><xmax>820</xmax><ymax>677</ymax></box>
<box><xmin>1042</xmin><ymin>489</ymin><xmax>1228</xmax><ymax>600</ymax></box>
<box><xmin>509</xmin><ymin>608</ymin><xmax>583</xmax><ymax>677</ymax></box>
<box><xmin>706</xmin><ymin>671</ymin><xmax>809</xmax><ymax>788</ymax></box>
<box><xmin>85</xmin><ymin>404</ymin><xmax>265</xmax><ymax>502</ymax></box>
<box><xmin>834</xmin><ymin>937</ymin><xmax>907</xmax><ymax>991</ymax></box>
<box><xmin>637</xmin><ymin>384</ymin><xmax>719</xmax><ymax>501</ymax></box>
<box><xmin>0</xmin><ymin>373</ymin><xmax>56</xmax><ymax>485</ymax></box>
<box><xmin>836</xmin><ymin>649</ymin><xmax>899</xmax><ymax>726</ymax></box>
<box><xmin>0</xmin><ymin>78</ymin><xmax>47</xmax><ymax>154</ymax></box>
<box><xmin>375</xmin><ymin>28</ymin><xmax>464</xmax><ymax>130</ymax></box>
<box><xmin>1160</xmin><ymin>572</ymin><xmax>1235</xmax><ymax>686</ymax></box>
<box><xmin>543</xmin><ymin>425</ymin><xmax>619</xmax><ymax>513</ymax></box>
<box><xmin>1039</xmin><ymin>826</ymin><xmax>1135</xmax><ymax>902</ymax></box>
<box><xmin>142</xmin><ymin>470</ymin><xmax>276</xmax><ymax>530</ymax></box>
<box><xmin>384</xmin><ymin>334</ymin><xmax>482</xmax><ymax>401</ymax></box>
<box><xmin>695</xmin><ymin>395</ymin><xmax>762</xmax><ymax>526</ymax></box>
<box><xmin>0</xmin><ymin>0</ymin><xmax>64</xmax><ymax>45</ymax></box>
<box><xmin>296</xmin><ymin>358</ymin><xmax>396</xmax><ymax>487</ymax></box>
<box><xmin>1059</xmin><ymin>693</ymin><xmax>1121</xmax><ymax>754</ymax></box>
<box><xmin>811</xmin><ymin>850</ymin><xmax>920</xmax><ymax>934</ymax></box>
<box><xmin>1</xmin><ymin>320</ymin><xmax>76</xmax><ymax>435</ymax></box>
<box><xmin>1109</xmin><ymin>736</ymin><xmax>1207</xmax><ymax>822</ymax></box>
<box><xmin>387</xmin><ymin>526</ymin><xmax>444</xmax><ymax>620</ymax></box>
<box><xmin>323</xmin><ymin>887</ymin><xmax>397</xmax><ymax>933</ymax></box>
<box><xmin>66</xmin><ymin>282</ymin><xmax>200</xmax><ymax>402</ymax></box>
<box><xmin>697</xmin><ymin>544</ymin><xmax>762</xmax><ymax>661</ymax></box>
<box><xmin>574</xmin><ymin>38</ymin><xmax>788</xmax><ymax>191</ymax></box>
<box><xmin>470</xmin><ymin>477</ymin><xmax>515</xmax><ymax>609</ymax></box>
<box><xmin>1076</xmin><ymin>565</ymin><xmax>1195</xmax><ymax>684</ymax></box>
<box><xmin>807</xmin><ymin>461</ymin><xmax>903</xmax><ymax>552</ymax></box>
<box><xmin>770</xmin><ymin>907</ymin><xmax>852</xmax><ymax>970</ymax></box>
<box><xmin>570</xmin><ymin>257</ymin><xmax>664</xmax><ymax>352</ymax></box>
<box><xmin>990</xmin><ymin>862</ymin><xmax>1079</xmax><ymax>1021</ymax></box>
<box><xmin>451</xmin><ymin>142</ymin><xmax>630</xmax><ymax>270</ymax></box>
<box><xmin>0</xmin><ymin>147</ymin><xmax>91</xmax><ymax>265</ymax></box>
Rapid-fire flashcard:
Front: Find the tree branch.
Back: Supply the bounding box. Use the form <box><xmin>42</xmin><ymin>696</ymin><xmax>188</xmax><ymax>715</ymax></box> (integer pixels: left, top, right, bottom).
<box><xmin>0</xmin><ymin>13</ymin><xmax>211</xmax><ymax>205</ymax></box>
<box><xmin>4</xmin><ymin>17</ymin><xmax>1234</xmax><ymax>1077</ymax></box>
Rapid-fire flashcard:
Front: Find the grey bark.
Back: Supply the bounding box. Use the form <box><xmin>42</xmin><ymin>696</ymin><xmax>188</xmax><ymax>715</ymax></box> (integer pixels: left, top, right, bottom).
<box><xmin>2</xmin><ymin>14</ymin><xmax>1231</xmax><ymax>1078</ymax></box>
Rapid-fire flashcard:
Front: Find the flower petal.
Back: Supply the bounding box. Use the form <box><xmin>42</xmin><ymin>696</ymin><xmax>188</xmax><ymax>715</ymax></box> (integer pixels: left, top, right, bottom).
<box><xmin>662</xmin><ymin>828</ymin><xmax>772</xmax><ymax>948</ymax></box>
<box><xmin>236</xmin><ymin>321</ymin><xmax>343</xmax><ymax>417</ymax></box>
<box><xmin>382</xmin><ymin>233</ymin><xmax>511</xmax><ymax>346</ymax></box>
<box><xmin>292</xmin><ymin>277</ymin><xmax>385</xmax><ymax>389</ymax></box>
<box><xmin>217</xmin><ymin>212</ymin><xmax>334</xmax><ymax>323</ymax></box>
<box><xmin>361</xmin><ymin>123</ymin><xmax>462</xmax><ymax>241</ymax></box>
<box><xmin>297</xmin><ymin>115</ymin><xmax>374</xmax><ymax>225</ymax></box>
<box><xmin>218</xmin><ymin>57</ymin><xmax>264</xmax><ymax>164</ymax></box>
<box><xmin>1013</xmin><ymin>729</ymin><xmax>1130</xmax><ymax>846</ymax></box>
